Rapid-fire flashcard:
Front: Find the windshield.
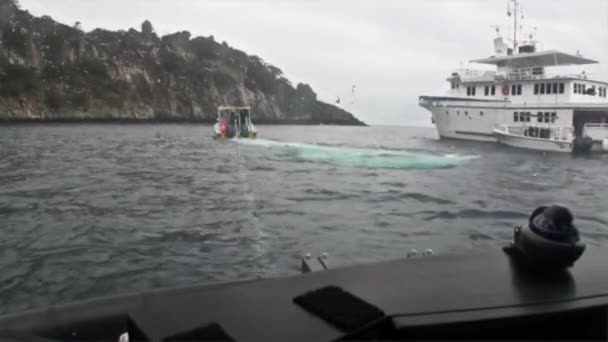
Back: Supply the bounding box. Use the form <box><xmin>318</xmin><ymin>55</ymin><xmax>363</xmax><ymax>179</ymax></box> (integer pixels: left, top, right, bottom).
<box><xmin>1</xmin><ymin>0</ymin><xmax>608</xmax><ymax>325</ymax></box>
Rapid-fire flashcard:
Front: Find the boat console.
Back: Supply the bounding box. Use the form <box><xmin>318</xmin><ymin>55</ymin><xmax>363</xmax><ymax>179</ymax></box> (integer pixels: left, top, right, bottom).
<box><xmin>0</xmin><ymin>205</ymin><xmax>606</xmax><ymax>341</ymax></box>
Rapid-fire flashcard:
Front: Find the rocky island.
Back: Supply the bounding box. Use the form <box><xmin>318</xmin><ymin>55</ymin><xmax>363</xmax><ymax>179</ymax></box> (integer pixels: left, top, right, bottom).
<box><xmin>0</xmin><ymin>0</ymin><xmax>365</xmax><ymax>125</ymax></box>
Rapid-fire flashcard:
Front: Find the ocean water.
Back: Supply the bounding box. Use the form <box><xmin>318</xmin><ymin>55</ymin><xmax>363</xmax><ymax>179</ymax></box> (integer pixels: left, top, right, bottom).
<box><xmin>1</xmin><ymin>124</ymin><xmax>608</xmax><ymax>314</ymax></box>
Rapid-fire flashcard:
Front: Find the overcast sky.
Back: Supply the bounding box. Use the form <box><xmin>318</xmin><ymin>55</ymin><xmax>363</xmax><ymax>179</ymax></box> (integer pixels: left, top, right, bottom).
<box><xmin>17</xmin><ymin>0</ymin><xmax>608</xmax><ymax>126</ymax></box>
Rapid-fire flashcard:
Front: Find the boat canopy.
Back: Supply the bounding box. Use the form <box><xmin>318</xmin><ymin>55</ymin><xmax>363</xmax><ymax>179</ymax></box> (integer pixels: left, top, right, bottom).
<box><xmin>470</xmin><ymin>50</ymin><xmax>598</xmax><ymax>68</ymax></box>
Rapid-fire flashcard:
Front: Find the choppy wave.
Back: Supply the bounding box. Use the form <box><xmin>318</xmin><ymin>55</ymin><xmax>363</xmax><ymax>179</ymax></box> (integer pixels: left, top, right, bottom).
<box><xmin>236</xmin><ymin>139</ymin><xmax>478</xmax><ymax>170</ymax></box>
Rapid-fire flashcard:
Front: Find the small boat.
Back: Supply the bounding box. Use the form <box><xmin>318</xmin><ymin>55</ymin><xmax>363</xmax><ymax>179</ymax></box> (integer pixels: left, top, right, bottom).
<box><xmin>581</xmin><ymin>123</ymin><xmax>608</xmax><ymax>152</ymax></box>
<box><xmin>213</xmin><ymin>106</ymin><xmax>258</xmax><ymax>139</ymax></box>
<box><xmin>492</xmin><ymin>124</ymin><xmax>574</xmax><ymax>153</ymax></box>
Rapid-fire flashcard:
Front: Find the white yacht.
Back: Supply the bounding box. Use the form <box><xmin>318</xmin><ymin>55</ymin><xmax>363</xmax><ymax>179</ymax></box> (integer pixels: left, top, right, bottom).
<box><xmin>419</xmin><ymin>0</ymin><xmax>608</xmax><ymax>153</ymax></box>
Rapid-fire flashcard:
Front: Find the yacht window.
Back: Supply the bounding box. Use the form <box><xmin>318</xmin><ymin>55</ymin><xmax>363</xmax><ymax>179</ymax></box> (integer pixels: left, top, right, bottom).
<box><xmin>544</xmin><ymin>112</ymin><xmax>551</xmax><ymax>123</ymax></box>
<box><xmin>559</xmin><ymin>83</ymin><xmax>565</xmax><ymax>94</ymax></box>
<box><xmin>526</xmin><ymin>112</ymin><xmax>531</xmax><ymax>122</ymax></box>
<box><xmin>457</xmin><ymin>83</ymin><xmax>459</xmax><ymax>89</ymax></box>
<box><xmin>534</xmin><ymin>83</ymin><xmax>539</xmax><ymax>95</ymax></box>
<box><xmin>574</xmin><ymin>83</ymin><xmax>578</xmax><ymax>94</ymax></box>
<box><xmin>484</xmin><ymin>85</ymin><xmax>489</xmax><ymax>96</ymax></box>
<box><xmin>472</xmin><ymin>86</ymin><xmax>476</xmax><ymax>96</ymax></box>
<box><xmin>540</xmin><ymin>83</ymin><xmax>545</xmax><ymax>94</ymax></box>
<box><xmin>519</xmin><ymin>112</ymin><xmax>525</xmax><ymax>121</ymax></box>
<box><xmin>465</xmin><ymin>111</ymin><xmax>468</xmax><ymax>116</ymax></box>
<box><xmin>517</xmin><ymin>84</ymin><xmax>522</xmax><ymax>95</ymax></box>
<box><xmin>591</xmin><ymin>85</ymin><xmax>596</xmax><ymax>96</ymax></box>
<box><xmin>491</xmin><ymin>85</ymin><xmax>496</xmax><ymax>95</ymax></box>
<box><xmin>466</xmin><ymin>87</ymin><xmax>471</xmax><ymax>96</ymax></box>
<box><xmin>583</xmin><ymin>84</ymin><xmax>586</xmax><ymax>94</ymax></box>
<box><xmin>511</xmin><ymin>84</ymin><xmax>516</xmax><ymax>95</ymax></box>
<box><xmin>480</xmin><ymin>111</ymin><xmax>484</xmax><ymax>116</ymax></box>
<box><xmin>547</xmin><ymin>83</ymin><xmax>552</xmax><ymax>94</ymax></box>
<box><xmin>514</xmin><ymin>112</ymin><xmax>519</xmax><ymax>122</ymax></box>
<box><xmin>537</xmin><ymin>112</ymin><xmax>543</xmax><ymax>123</ymax></box>
<box><xmin>551</xmin><ymin>112</ymin><xmax>557</xmax><ymax>123</ymax></box>
<box><xmin>552</xmin><ymin>83</ymin><xmax>558</xmax><ymax>94</ymax></box>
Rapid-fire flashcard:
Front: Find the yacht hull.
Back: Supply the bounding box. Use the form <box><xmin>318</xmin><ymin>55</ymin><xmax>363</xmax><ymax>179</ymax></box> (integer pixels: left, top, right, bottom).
<box><xmin>421</xmin><ymin>96</ymin><xmax>506</xmax><ymax>142</ymax></box>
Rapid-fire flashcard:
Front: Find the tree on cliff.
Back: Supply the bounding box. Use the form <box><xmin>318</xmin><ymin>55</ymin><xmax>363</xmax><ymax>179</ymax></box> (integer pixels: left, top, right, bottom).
<box><xmin>141</xmin><ymin>20</ymin><xmax>154</xmax><ymax>36</ymax></box>
<box><xmin>1</xmin><ymin>0</ymin><xmax>19</xmax><ymax>8</ymax></box>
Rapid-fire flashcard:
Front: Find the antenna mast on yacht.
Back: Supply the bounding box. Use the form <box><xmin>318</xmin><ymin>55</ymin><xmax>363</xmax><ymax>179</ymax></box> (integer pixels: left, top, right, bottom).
<box><xmin>507</xmin><ymin>0</ymin><xmax>520</xmax><ymax>51</ymax></box>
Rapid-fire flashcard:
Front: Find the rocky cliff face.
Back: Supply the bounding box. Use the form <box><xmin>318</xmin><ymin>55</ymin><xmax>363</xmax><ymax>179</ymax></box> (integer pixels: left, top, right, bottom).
<box><xmin>0</xmin><ymin>0</ymin><xmax>365</xmax><ymax>125</ymax></box>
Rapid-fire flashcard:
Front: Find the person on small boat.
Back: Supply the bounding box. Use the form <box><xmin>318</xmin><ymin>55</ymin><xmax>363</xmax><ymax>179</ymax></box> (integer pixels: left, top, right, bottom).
<box><xmin>220</xmin><ymin>120</ymin><xmax>228</xmax><ymax>136</ymax></box>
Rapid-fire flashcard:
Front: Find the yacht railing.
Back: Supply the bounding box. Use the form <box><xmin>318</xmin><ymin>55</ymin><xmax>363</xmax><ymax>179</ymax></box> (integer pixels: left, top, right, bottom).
<box><xmin>583</xmin><ymin>123</ymin><xmax>608</xmax><ymax>128</ymax></box>
<box><xmin>453</xmin><ymin>68</ymin><xmax>597</xmax><ymax>82</ymax></box>
<box><xmin>508</xmin><ymin>72</ymin><xmax>592</xmax><ymax>81</ymax></box>
<box><xmin>450</xmin><ymin>69</ymin><xmax>496</xmax><ymax>82</ymax></box>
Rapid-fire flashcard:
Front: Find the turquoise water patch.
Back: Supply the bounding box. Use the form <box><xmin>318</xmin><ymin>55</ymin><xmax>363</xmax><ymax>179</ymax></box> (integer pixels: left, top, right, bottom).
<box><xmin>235</xmin><ymin>139</ymin><xmax>477</xmax><ymax>170</ymax></box>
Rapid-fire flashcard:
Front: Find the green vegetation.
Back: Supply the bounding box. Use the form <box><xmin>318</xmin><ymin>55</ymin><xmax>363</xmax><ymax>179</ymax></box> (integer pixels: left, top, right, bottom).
<box><xmin>246</xmin><ymin>57</ymin><xmax>282</xmax><ymax>94</ymax></box>
<box><xmin>213</xmin><ymin>70</ymin><xmax>236</xmax><ymax>91</ymax></box>
<box><xmin>42</xmin><ymin>32</ymin><xmax>66</xmax><ymax>61</ymax></box>
<box><xmin>41</xmin><ymin>64</ymin><xmax>65</xmax><ymax>81</ymax></box>
<box><xmin>189</xmin><ymin>36</ymin><xmax>219</xmax><ymax>60</ymax></box>
<box><xmin>2</xmin><ymin>28</ymin><xmax>27</xmax><ymax>56</ymax></box>
<box><xmin>44</xmin><ymin>89</ymin><xmax>62</xmax><ymax>110</ymax></box>
<box><xmin>159</xmin><ymin>47</ymin><xmax>184</xmax><ymax>73</ymax></box>
<box><xmin>77</xmin><ymin>57</ymin><xmax>108</xmax><ymax>79</ymax></box>
<box><xmin>0</xmin><ymin>62</ymin><xmax>38</xmax><ymax>97</ymax></box>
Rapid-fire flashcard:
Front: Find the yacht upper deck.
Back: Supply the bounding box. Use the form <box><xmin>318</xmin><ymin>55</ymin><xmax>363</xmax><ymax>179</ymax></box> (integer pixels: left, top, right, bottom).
<box><xmin>470</xmin><ymin>50</ymin><xmax>598</xmax><ymax>68</ymax></box>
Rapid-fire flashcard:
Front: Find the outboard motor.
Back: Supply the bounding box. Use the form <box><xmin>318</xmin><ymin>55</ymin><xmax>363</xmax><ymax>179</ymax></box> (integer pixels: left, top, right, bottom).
<box><xmin>506</xmin><ymin>205</ymin><xmax>585</xmax><ymax>269</ymax></box>
<box><xmin>572</xmin><ymin>136</ymin><xmax>593</xmax><ymax>154</ymax></box>
<box><xmin>241</xmin><ymin>124</ymin><xmax>249</xmax><ymax>137</ymax></box>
